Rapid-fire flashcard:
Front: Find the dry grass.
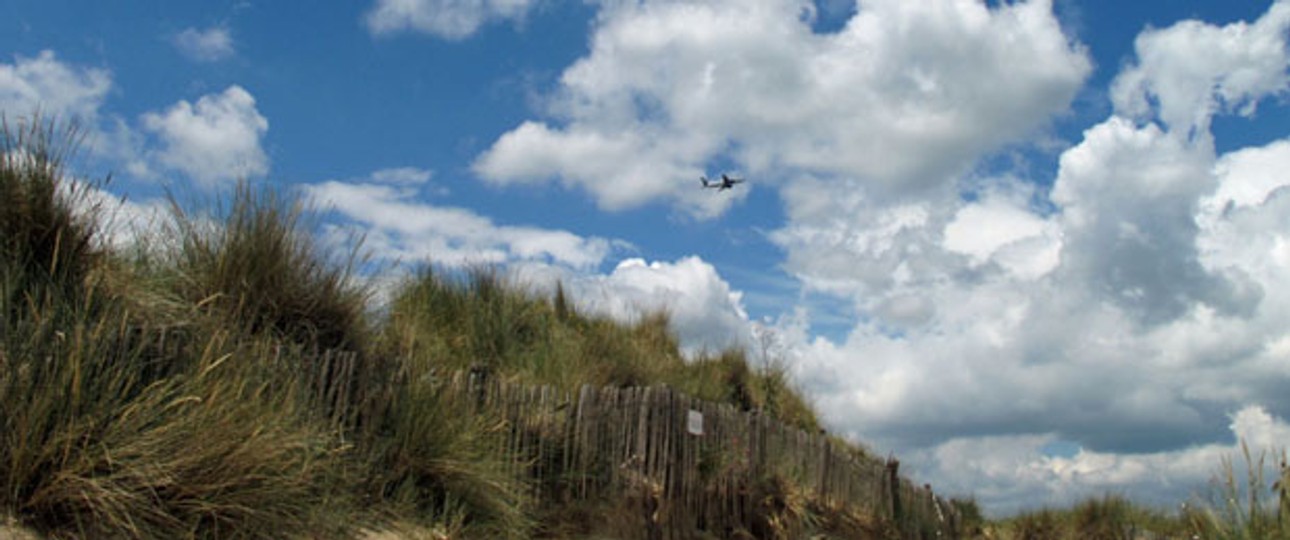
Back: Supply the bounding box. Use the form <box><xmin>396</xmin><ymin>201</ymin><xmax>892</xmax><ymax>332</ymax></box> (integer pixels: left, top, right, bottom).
<box><xmin>1183</xmin><ymin>443</ymin><xmax>1289</xmax><ymax>540</ymax></box>
<box><xmin>0</xmin><ymin>117</ymin><xmax>898</xmax><ymax>539</ymax></box>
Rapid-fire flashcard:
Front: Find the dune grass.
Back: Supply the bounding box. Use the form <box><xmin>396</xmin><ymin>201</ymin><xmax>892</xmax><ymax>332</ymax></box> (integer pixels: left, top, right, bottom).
<box><xmin>1182</xmin><ymin>444</ymin><xmax>1289</xmax><ymax>540</ymax></box>
<box><xmin>1</xmin><ymin>117</ymin><xmax>840</xmax><ymax>538</ymax></box>
<box><xmin>167</xmin><ymin>181</ymin><xmax>372</xmax><ymax>354</ymax></box>
<box><xmin>992</xmin><ymin>456</ymin><xmax>1290</xmax><ymax>540</ymax></box>
<box><xmin>1</xmin><ymin>119</ymin><xmax>354</xmax><ymax>538</ymax></box>
<box><xmin>17</xmin><ymin>114</ymin><xmax>1289</xmax><ymax>540</ymax></box>
<box><xmin>382</xmin><ymin>267</ymin><xmax>823</xmax><ymax>433</ymax></box>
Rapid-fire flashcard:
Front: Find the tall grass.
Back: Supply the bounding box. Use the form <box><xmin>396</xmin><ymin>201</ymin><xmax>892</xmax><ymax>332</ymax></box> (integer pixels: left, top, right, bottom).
<box><xmin>360</xmin><ymin>372</ymin><xmax>532</xmax><ymax>539</ymax></box>
<box><xmin>169</xmin><ymin>181</ymin><xmax>371</xmax><ymax>353</ymax></box>
<box><xmin>992</xmin><ymin>450</ymin><xmax>1290</xmax><ymax>540</ymax></box>
<box><xmin>1184</xmin><ymin>443</ymin><xmax>1289</xmax><ymax>539</ymax></box>
<box><xmin>383</xmin><ymin>267</ymin><xmax>823</xmax><ymax>432</ymax></box>
<box><xmin>1</xmin><ymin>117</ymin><xmax>105</xmax><ymax>309</ymax></box>
<box><xmin>0</xmin><ymin>117</ymin><xmax>858</xmax><ymax>538</ymax></box>
<box><xmin>1</xmin><ymin>119</ymin><xmax>354</xmax><ymax>538</ymax></box>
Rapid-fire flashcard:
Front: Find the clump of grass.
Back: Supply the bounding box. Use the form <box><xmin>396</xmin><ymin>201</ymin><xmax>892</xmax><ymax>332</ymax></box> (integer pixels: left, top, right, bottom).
<box><xmin>1</xmin><ymin>120</ymin><xmax>357</xmax><ymax>538</ymax></box>
<box><xmin>1009</xmin><ymin>507</ymin><xmax>1064</xmax><ymax>540</ymax></box>
<box><xmin>0</xmin><ymin>116</ymin><xmax>106</xmax><ymax>308</ymax></box>
<box><xmin>384</xmin><ymin>267</ymin><xmax>555</xmax><ymax>375</ymax></box>
<box><xmin>360</xmin><ymin>370</ymin><xmax>532</xmax><ymax>539</ymax></box>
<box><xmin>1070</xmin><ymin>495</ymin><xmax>1137</xmax><ymax>540</ymax></box>
<box><xmin>383</xmin><ymin>267</ymin><xmax>824</xmax><ymax>431</ymax></box>
<box><xmin>951</xmin><ymin>497</ymin><xmax>986</xmax><ymax>537</ymax></box>
<box><xmin>9</xmin><ymin>334</ymin><xmax>352</xmax><ymax>538</ymax></box>
<box><xmin>1</xmin><ymin>303</ymin><xmax>354</xmax><ymax>538</ymax></box>
<box><xmin>382</xmin><ymin>268</ymin><xmax>679</xmax><ymax>391</ymax></box>
<box><xmin>748</xmin><ymin>471</ymin><xmax>815</xmax><ymax>539</ymax></box>
<box><xmin>0</xmin><ymin>117</ymin><xmax>875</xmax><ymax>539</ymax></box>
<box><xmin>668</xmin><ymin>349</ymin><xmax>821</xmax><ymax>433</ymax></box>
<box><xmin>1184</xmin><ymin>442</ymin><xmax>1289</xmax><ymax>539</ymax></box>
<box><xmin>169</xmin><ymin>181</ymin><xmax>371</xmax><ymax>353</ymax></box>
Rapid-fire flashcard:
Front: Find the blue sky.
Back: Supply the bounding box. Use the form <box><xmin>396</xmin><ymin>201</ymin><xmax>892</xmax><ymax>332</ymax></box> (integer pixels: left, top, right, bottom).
<box><xmin>6</xmin><ymin>0</ymin><xmax>1290</xmax><ymax>516</ymax></box>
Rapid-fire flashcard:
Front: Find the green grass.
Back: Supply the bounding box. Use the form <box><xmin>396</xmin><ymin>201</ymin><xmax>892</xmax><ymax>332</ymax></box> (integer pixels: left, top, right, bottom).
<box><xmin>1183</xmin><ymin>443</ymin><xmax>1289</xmax><ymax>540</ymax></box>
<box><xmin>167</xmin><ymin>180</ymin><xmax>372</xmax><ymax>354</ymax></box>
<box><xmin>990</xmin><ymin>455</ymin><xmax>1290</xmax><ymax>540</ymax></box>
<box><xmin>0</xmin><ymin>117</ymin><xmax>986</xmax><ymax>539</ymax></box>
<box><xmin>1</xmin><ymin>117</ymin><xmax>838</xmax><ymax>538</ymax></box>
<box><xmin>19</xmin><ymin>112</ymin><xmax>1289</xmax><ymax>540</ymax></box>
<box><xmin>1</xmin><ymin>118</ymin><xmax>354</xmax><ymax>538</ymax></box>
<box><xmin>382</xmin><ymin>267</ymin><xmax>823</xmax><ymax>433</ymax></box>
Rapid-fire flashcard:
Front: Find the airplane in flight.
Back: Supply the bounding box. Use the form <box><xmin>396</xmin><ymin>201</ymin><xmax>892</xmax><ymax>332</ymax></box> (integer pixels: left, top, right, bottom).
<box><xmin>700</xmin><ymin>174</ymin><xmax>745</xmax><ymax>191</ymax></box>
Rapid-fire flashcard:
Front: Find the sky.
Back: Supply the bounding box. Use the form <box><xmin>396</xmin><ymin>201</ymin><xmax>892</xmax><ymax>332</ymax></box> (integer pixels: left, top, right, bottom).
<box><xmin>4</xmin><ymin>0</ymin><xmax>1290</xmax><ymax>517</ymax></box>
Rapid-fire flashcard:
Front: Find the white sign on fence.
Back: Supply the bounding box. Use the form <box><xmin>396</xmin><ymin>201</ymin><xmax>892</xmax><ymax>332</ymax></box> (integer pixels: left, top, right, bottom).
<box><xmin>687</xmin><ymin>409</ymin><xmax>704</xmax><ymax>436</ymax></box>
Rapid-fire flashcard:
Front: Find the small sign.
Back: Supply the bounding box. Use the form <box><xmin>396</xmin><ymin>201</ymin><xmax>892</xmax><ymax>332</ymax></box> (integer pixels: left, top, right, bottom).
<box><xmin>687</xmin><ymin>410</ymin><xmax>704</xmax><ymax>436</ymax></box>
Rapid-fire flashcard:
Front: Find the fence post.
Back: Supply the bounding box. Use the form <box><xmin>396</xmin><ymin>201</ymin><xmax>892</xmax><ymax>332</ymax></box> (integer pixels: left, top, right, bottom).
<box><xmin>886</xmin><ymin>457</ymin><xmax>902</xmax><ymax>529</ymax></box>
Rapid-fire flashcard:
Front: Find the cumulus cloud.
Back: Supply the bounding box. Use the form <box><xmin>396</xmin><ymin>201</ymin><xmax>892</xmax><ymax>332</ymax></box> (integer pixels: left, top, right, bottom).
<box><xmin>561</xmin><ymin>256</ymin><xmax>753</xmax><ymax>355</ymax></box>
<box><xmin>474</xmin><ymin>0</ymin><xmax>1090</xmax><ymax>216</ymax></box>
<box><xmin>909</xmin><ymin>406</ymin><xmax>1290</xmax><ymax>516</ymax></box>
<box><xmin>306</xmin><ymin>173</ymin><xmax>615</xmax><ymax>269</ymax></box>
<box><xmin>172</xmin><ymin>26</ymin><xmax>235</xmax><ymax>62</ymax></box>
<box><xmin>0</xmin><ymin>50</ymin><xmax>110</xmax><ymax>124</ymax></box>
<box><xmin>1111</xmin><ymin>0</ymin><xmax>1290</xmax><ymax>138</ymax></box>
<box><xmin>942</xmin><ymin>181</ymin><xmax>1062</xmax><ymax>280</ymax></box>
<box><xmin>75</xmin><ymin>184</ymin><xmax>172</xmax><ymax>249</ymax></box>
<box><xmin>757</xmin><ymin>0</ymin><xmax>1290</xmax><ymax>515</ymax></box>
<box><xmin>307</xmin><ymin>169</ymin><xmax>756</xmax><ymax>354</ymax></box>
<box><xmin>141</xmin><ymin>85</ymin><xmax>269</xmax><ymax>186</ymax></box>
<box><xmin>365</xmin><ymin>0</ymin><xmax>542</xmax><ymax>39</ymax></box>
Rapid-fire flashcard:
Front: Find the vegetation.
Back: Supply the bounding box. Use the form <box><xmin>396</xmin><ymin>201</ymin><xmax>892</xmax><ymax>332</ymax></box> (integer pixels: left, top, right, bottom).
<box><xmin>14</xmin><ymin>117</ymin><xmax>1283</xmax><ymax>540</ymax></box>
<box><xmin>987</xmin><ymin>452</ymin><xmax>1290</xmax><ymax>540</ymax></box>
<box><xmin>383</xmin><ymin>267</ymin><xmax>822</xmax><ymax>433</ymax></box>
<box><xmin>0</xmin><ymin>118</ymin><xmax>863</xmax><ymax>538</ymax></box>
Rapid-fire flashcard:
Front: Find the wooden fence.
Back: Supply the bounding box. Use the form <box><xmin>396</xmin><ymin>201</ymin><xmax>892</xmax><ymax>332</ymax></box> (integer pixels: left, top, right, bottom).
<box><xmin>308</xmin><ymin>351</ymin><xmax>962</xmax><ymax>539</ymax></box>
<box><xmin>449</xmin><ymin>368</ymin><xmax>963</xmax><ymax>539</ymax></box>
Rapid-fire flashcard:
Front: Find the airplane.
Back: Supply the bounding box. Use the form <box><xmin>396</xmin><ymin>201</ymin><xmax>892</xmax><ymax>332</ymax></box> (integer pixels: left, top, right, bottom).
<box><xmin>700</xmin><ymin>174</ymin><xmax>745</xmax><ymax>191</ymax></box>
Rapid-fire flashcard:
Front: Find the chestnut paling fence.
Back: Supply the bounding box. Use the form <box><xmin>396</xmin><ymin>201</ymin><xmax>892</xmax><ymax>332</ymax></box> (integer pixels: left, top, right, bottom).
<box><xmin>306</xmin><ymin>349</ymin><xmax>962</xmax><ymax>539</ymax></box>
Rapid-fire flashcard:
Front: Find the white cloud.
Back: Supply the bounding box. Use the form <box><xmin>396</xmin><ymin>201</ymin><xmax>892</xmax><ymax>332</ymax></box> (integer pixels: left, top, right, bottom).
<box><xmin>365</xmin><ymin>0</ymin><xmax>541</xmax><ymax>39</ymax></box>
<box><xmin>1050</xmin><ymin>116</ymin><xmax>1258</xmax><ymax>324</ymax></box>
<box><xmin>370</xmin><ymin>166</ymin><xmax>434</xmax><ymax>185</ymax></box>
<box><xmin>1111</xmin><ymin>0</ymin><xmax>1290</xmax><ymax>137</ymax></box>
<box><xmin>744</xmin><ymin>0</ymin><xmax>1290</xmax><ymax>516</ymax></box>
<box><xmin>0</xmin><ymin>50</ymin><xmax>110</xmax><ymax>124</ymax></box>
<box><xmin>475</xmin><ymin>0</ymin><xmax>1090</xmax><ymax>216</ymax></box>
<box><xmin>172</xmin><ymin>26</ymin><xmax>235</xmax><ymax>62</ymax></box>
<box><xmin>0</xmin><ymin>51</ymin><xmax>268</xmax><ymax>188</ymax></box>
<box><xmin>560</xmin><ymin>256</ymin><xmax>753</xmax><ymax>355</ymax></box>
<box><xmin>306</xmin><ymin>174</ymin><xmax>614</xmax><ymax>269</ymax></box>
<box><xmin>907</xmin><ymin>406</ymin><xmax>1290</xmax><ymax>516</ymax></box>
<box><xmin>943</xmin><ymin>181</ymin><xmax>1062</xmax><ymax>280</ymax></box>
<box><xmin>141</xmin><ymin>86</ymin><xmax>269</xmax><ymax>186</ymax></box>
<box><xmin>76</xmin><ymin>183</ymin><xmax>172</xmax><ymax>249</ymax></box>
<box><xmin>308</xmin><ymin>170</ymin><xmax>757</xmax><ymax>355</ymax></box>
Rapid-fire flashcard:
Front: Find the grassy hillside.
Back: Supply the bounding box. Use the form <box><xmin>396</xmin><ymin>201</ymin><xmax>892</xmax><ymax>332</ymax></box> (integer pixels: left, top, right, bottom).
<box><xmin>9</xmin><ymin>119</ymin><xmax>1281</xmax><ymax>539</ymax></box>
<box><xmin>0</xmin><ymin>118</ymin><xmax>880</xmax><ymax>539</ymax></box>
<box><xmin>985</xmin><ymin>448</ymin><xmax>1290</xmax><ymax>540</ymax></box>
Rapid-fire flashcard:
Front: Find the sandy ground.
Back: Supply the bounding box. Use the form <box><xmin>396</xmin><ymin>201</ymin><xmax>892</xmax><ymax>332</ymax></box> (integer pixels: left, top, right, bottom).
<box><xmin>1</xmin><ymin>516</ymin><xmax>41</xmax><ymax>540</ymax></box>
<box><xmin>0</xmin><ymin>518</ymin><xmax>454</xmax><ymax>540</ymax></box>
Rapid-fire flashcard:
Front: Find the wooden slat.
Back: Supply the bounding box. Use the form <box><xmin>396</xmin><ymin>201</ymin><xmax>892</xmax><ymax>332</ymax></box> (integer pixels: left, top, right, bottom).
<box><xmin>297</xmin><ymin>349</ymin><xmax>965</xmax><ymax>539</ymax></box>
